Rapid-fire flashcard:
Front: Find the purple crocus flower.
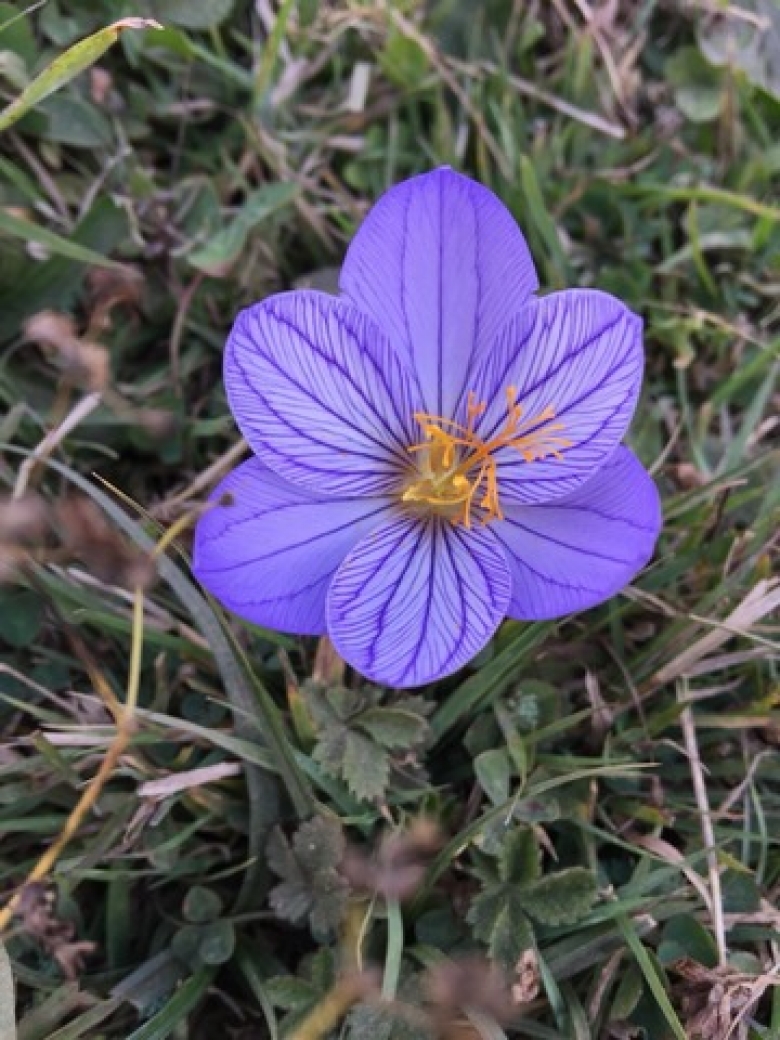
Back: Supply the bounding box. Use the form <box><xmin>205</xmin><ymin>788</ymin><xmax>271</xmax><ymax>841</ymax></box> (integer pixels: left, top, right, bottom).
<box><xmin>193</xmin><ymin>168</ymin><xmax>661</xmax><ymax>688</ymax></box>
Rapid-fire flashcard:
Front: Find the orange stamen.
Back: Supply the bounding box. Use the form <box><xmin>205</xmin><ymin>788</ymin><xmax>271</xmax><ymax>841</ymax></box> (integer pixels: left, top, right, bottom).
<box><xmin>402</xmin><ymin>387</ymin><xmax>572</xmax><ymax>527</ymax></box>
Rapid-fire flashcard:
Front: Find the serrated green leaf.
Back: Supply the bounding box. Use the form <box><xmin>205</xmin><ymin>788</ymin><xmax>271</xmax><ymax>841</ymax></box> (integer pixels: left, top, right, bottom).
<box><xmin>342</xmin><ymin>731</ymin><xmax>390</xmax><ymax>801</ymax></box>
<box><xmin>268</xmin><ymin>879</ymin><xmax>314</xmax><ymax>926</ymax></box>
<box><xmin>311</xmin><ymin>719</ymin><xmax>348</xmax><ymax>773</ymax></box>
<box><xmin>355</xmin><ymin>707</ymin><xmax>428</xmax><ymax>749</ymax></box>
<box><xmin>519</xmin><ymin>867</ymin><xmax>597</xmax><ymax>926</ymax></box>
<box><xmin>499</xmin><ymin>828</ymin><xmax>540</xmax><ymax>885</ymax></box>
<box><xmin>326</xmin><ymin>684</ymin><xmax>363</xmax><ymax>720</ymax></box>
<box><xmin>266</xmin><ymin>828</ymin><xmax>302</xmax><ymax>884</ymax></box>
<box><xmin>268</xmin><ymin>818</ymin><xmax>349</xmax><ymax>934</ymax></box>
<box><xmin>347</xmin><ymin>1000</ymin><xmax>428</xmax><ymax>1040</ymax></box>
<box><xmin>292</xmin><ymin>816</ymin><xmax>345</xmax><ymax>875</ymax></box>
<box><xmin>468</xmin><ymin>886</ymin><xmax>535</xmax><ymax>967</ymax></box>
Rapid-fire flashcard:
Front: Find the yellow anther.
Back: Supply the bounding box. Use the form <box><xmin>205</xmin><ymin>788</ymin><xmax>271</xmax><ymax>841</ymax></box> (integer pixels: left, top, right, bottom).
<box><xmin>402</xmin><ymin>388</ymin><xmax>572</xmax><ymax>527</ymax></box>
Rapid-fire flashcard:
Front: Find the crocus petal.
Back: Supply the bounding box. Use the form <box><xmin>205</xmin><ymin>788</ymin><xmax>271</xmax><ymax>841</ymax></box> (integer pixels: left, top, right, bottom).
<box><xmin>192</xmin><ymin>458</ymin><xmax>394</xmax><ymax>634</ymax></box>
<box><xmin>492</xmin><ymin>447</ymin><xmax>660</xmax><ymax>620</ymax></box>
<box><xmin>340</xmin><ymin>167</ymin><xmax>538</xmax><ymax>417</ymax></box>
<box><xmin>468</xmin><ymin>289</ymin><xmax>644</xmax><ymax>505</ymax></box>
<box><xmin>327</xmin><ymin>516</ymin><xmax>511</xmax><ymax>687</ymax></box>
<box><xmin>225</xmin><ymin>291</ymin><xmax>422</xmax><ymax>497</ymax></box>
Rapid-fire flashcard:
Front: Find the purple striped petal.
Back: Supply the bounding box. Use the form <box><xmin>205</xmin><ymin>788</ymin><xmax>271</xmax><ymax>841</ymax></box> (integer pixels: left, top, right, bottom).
<box><xmin>225</xmin><ymin>291</ymin><xmax>422</xmax><ymax>497</ymax></box>
<box><xmin>493</xmin><ymin>447</ymin><xmax>660</xmax><ymax>619</ymax></box>
<box><xmin>192</xmin><ymin>458</ymin><xmax>394</xmax><ymax>634</ymax></box>
<box><xmin>468</xmin><ymin>289</ymin><xmax>644</xmax><ymax>505</ymax></box>
<box><xmin>340</xmin><ymin>168</ymin><xmax>538</xmax><ymax>418</ymax></box>
<box><xmin>327</xmin><ymin>516</ymin><xmax>511</xmax><ymax>687</ymax></box>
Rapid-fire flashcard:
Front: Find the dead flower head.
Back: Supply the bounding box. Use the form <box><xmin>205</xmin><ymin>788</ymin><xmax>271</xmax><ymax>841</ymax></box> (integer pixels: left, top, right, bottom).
<box><xmin>341</xmin><ymin>818</ymin><xmax>443</xmax><ymax>901</ymax></box>
<box><xmin>24</xmin><ymin>310</ymin><xmax>110</xmax><ymax>393</ymax></box>
<box><xmin>13</xmin><ymin>882</ymin><xmax>97</xmax><ymax>981</ymax></box>
<box><xmin>54</xmin><ymin>496</ymin><xmax>156</xmax><ymax>589</ymax></box>
<box><xmin>424</xmin><ymin>956</ymin><xmax>515</xmax><ymax>1039</ymax></box>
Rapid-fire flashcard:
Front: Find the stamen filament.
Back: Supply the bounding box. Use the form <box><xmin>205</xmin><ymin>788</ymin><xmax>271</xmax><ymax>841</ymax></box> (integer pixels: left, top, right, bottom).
<box><xmin>402</xmin><ymin>387</ymin><xmax>572</xmax><ymax>527</ymax></box>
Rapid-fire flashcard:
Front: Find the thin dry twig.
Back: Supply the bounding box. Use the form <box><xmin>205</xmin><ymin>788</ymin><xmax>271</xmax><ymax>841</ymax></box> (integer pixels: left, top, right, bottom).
<box><xmin>12</xmin><ymin>392</ymin><xmax>102</xmax><ymax>501</ymax></box>
<box><xmin>678</xmin><ymin>684</ymin><xmax>728</xmax><ymax>968</ymax></box>
<box><xmin>0</xmin><ymin>584</ymin><xmax>145</xmax><ymax>934</ymax></box>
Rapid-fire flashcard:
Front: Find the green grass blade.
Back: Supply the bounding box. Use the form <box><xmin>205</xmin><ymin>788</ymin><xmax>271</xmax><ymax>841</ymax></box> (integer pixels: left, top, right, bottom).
<box><xmin>0</xmin><ymin>18</ymin><xmax>162</xmax><ymax>132</ymax></box>
<box><xmin>0</xmin><ymin>208</ymin><xmax>124</xmax><ymax>267</ymax></box>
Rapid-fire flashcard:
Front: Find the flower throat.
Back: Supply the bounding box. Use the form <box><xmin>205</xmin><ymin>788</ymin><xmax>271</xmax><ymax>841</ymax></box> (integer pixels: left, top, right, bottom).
<box><xmin>402</xmin><ymin>387</ymin><xmax>571</xmax><ymax>528</ymax></box>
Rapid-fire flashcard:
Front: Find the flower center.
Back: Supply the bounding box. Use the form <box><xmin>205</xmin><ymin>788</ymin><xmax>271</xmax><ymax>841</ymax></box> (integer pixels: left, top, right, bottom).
<box><xmin>402</xmin><ymin>387</ymin><xmax>571</xmax><ymax>528</ymax></box>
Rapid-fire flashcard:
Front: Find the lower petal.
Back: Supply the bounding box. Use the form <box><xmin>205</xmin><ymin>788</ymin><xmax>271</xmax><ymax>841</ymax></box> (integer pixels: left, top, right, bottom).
<box><xmin>327</xmin><ymin>516</ymin><xmax>511</xmax><ymax>688</ymax></box>
<box><xmin>192</xmin><ymin>457</ymin><xmax>394</xmax><ymax>635</ymax></box>
<box><xmin>492</xmin><ymin>447</ymin><xmax>661</xmax><ymax>619</ymax></box>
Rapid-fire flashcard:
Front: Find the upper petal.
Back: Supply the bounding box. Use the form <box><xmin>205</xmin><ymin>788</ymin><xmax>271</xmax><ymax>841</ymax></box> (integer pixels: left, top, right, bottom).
<box><xmin>327</xmin><ymin>515</ymin><xmax>511</xmax><ymax>688</ymax></box>
<box><xmin>192</xmin><ymin>457</ymin><xmax>394</xmax><ymax>634</ymax></box>
<box><xmin>469</xmin><ymin>289</ymin><xmax>644</xmax><ymax>505</ymax></box>
<box><xmin>340</xmin><ymin>167</ymin><xmax>538</xmax><ymax>417</ymax></box>
<box><xmin>493</xmin><ymin>447</ymin><xmax>661</xmax><ymax>620</ymax></box>
<box><xmin>225</xmin><ymin>291</ymin><xmax>422</xmax><ymax>497</ymax></box>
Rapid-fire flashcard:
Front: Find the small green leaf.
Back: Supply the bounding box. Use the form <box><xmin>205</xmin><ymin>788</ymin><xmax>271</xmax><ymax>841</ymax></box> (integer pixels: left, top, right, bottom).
<box><xmin>721</xmin><ymin>870</ymin><xmax>761</xmax><ymax>913</ymax></box>
<box><xmin>698</xmin><ymin>0</ymin><xmax>780</xmax><ymax>101</ymax></box>
<box><xmin>380</xmin><ymin>28</ymin><xmax>429</xmax><ymax>89</ymax></box>
<box><xmin>474</xmin><ymin>748</ymin><xmax>512</xmax><ymax>805</ymax></box>
<box><xmin>268</xmin><ymin>878</ymin><xmax>313</xmax><ymax>927</ymax></box>
<box><xmin>265</xmin><ymin>975</ymin><xmax>320</xmax><ymax>1011</ymax></box>
<box><xmin>183</xmin><ymin>886</ymin><xmax>223</xmax><ymax>924</ymax></box>
<box><xmin>666</xmin><ymin>47</ymin><xmax>723</xmax><ymax>122</ymax></box>
<box><xmin>0</xmin><ymin>2</ymin><xmax>36</xmax><ymax>67</ymax></box>
<box><xmin>198</xmin><ymin>920</ymin><xmax>235</xmax><ymax>965</ymax></box>
<box><xmin>469</xmin><ymin>886</ymin><xmax>535</xmax><ymax>967</ymax></box>
<box><xmin>506</xmin><ymin>680</ymin><xmax>561</xmax><ymax>734</ymax></box>
<box><xmin>0</xmin><ymin>18</ymin><xmax>161</xmax><ymax>132</ymax></box>
<box><xmin>609</xmin><ymin>962</ymin><xmax>643</xmax><ymax>1020</ymax></box>
<box><xmin>658</xmin><ymin>914</ymin><xmax>718</xmax><ymax>968</ymax></box>
<box><xmin>355</xmin><ymin>707</ymin><xmax>429</xmax><ymax>749</ymax></box>
<box><xmin>499</xmin><ymin>828</ymin><xmax>540</xmax><ymax>885</ymax></box>
<box><xmin>187</xmin><ymin>183</ymin><xmax>298</xmax><ymax>276</ymax></box>
<box><xmin>342</xmin><ymin>731</ymin><xmax>390</xmax><ymax>801</ymax></box>
<box><xmin>267</xmin><ymin>819</ymin><xmax>349</xmax><ymax>934</ymax></box>
<box><xmin>38</xmin><ymin>95</ymin><xmax>112</xmax><ymax>148</ymax></box>
<box><xmin>0</xmin><ymin>588</ymin><xmax>43</xmax><ymax>648</ymax></box>
<box><xmin>171</xmin><ymin>925</ymin><xmax>202</xmax><ymax>969</ymax></box>
<box><xmin>150</xmin><ymin>0</ymin><xmax>235</xmax><ymax>30</ymax></box>
<box><xmin>292</xmin><ymin>816</ymin><xmax>345</xmax><ymax>875</ymax></box>
<box><xmin>519</xmin><ymin>867</ymin><xmax>597</xmax><ymax>926</ymax></box>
